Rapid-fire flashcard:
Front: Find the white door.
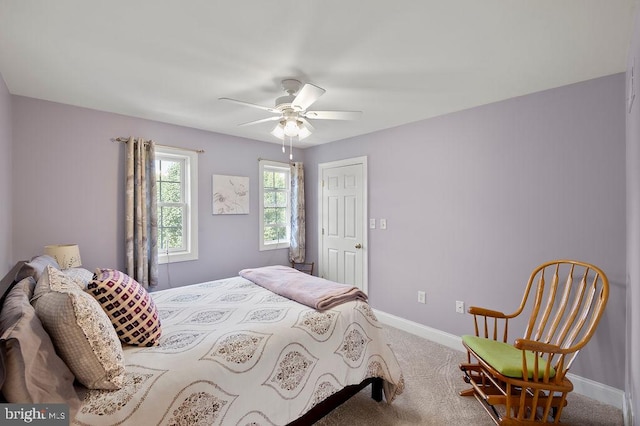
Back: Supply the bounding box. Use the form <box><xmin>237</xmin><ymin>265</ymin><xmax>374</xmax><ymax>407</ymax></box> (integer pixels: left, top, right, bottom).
<box><xmin>319</xmin><ymin>157</ymin><xmax>367</xmax><ymax>293</ymax></box>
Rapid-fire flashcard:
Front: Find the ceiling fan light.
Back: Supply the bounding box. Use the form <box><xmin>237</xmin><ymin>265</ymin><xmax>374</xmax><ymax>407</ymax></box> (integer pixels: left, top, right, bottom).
<box><xmin>271</xmin><ymin>118</ymin><xmax>313</xmax><ymax>141</ymax></box>
<box><xmin>270</xmin><ymin>123</ymin><xmax>285</xmax><ymax>139</ymax></box>
<box><xmin>298</xmin><ymin>125</ymin><xmax>311</xmax><ymax>140</ymax></box>
<box><xmin>283</xmin><ymin>119</ymin><xmax>299</xmax><ymax>137</ymax></box>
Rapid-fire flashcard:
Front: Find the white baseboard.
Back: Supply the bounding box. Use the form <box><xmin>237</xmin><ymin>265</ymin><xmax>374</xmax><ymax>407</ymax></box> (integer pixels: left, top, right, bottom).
<box><xmin>565</xmin><ymin>372</ymin><xmax>625</xmax><ymax>410</ymax></box>
<box><xmin>374</xmin><ymin>309</ymin><xmax>465</xmax><ymax>352</ymax></box>
<box><xmin>373</xmin><ymin>309</ymin><xmax>625</xmax><ymax>410</ymax></box>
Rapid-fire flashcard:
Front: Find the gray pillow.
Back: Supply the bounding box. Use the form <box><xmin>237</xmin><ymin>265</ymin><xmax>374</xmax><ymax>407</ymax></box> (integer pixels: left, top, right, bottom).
<box><xmin>32</xmin><ymin>266</ymin><xmax>125</xmax><ymax>390</ymax></box>
<box><xmin>0</xmin><ymin>277</ymin><xmax>80</xmax><ymax>418</ymax></box>
<box><xmin>14</xmin><ymin>255</ymin><xmax>60</xmax><ymax>282</ymax></box>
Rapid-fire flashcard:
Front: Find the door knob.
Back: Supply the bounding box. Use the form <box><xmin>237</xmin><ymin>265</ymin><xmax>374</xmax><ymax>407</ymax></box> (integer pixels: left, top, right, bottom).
<box><xmin>355</xmin><ymin>244</ymin><xmax>362</xmax><ymax>249</ymax></box>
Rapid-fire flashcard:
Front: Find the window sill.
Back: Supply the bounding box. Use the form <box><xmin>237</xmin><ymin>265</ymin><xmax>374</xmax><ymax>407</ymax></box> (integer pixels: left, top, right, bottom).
<box><xmin>159</xmin><ymin>251</ymin><xmax>198</xmax><ymax>264</ymax></box>
<box><xmin>259</xmin><ymin>243</ymin><xmax>290</xmax><ymax>252</ymax></box>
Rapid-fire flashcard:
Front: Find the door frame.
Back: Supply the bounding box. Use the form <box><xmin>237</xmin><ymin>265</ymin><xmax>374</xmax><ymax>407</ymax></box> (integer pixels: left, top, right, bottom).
<box><xmin>317</xmin><ymin>156</ymin><xmax>368</xmax><ymax>293</ymax></box>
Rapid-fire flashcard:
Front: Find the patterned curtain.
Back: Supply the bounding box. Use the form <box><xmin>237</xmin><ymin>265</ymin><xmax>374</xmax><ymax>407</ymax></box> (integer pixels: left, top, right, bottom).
<box><xmin>125</xmin><ymin>137</ymin><xmax>158</xmax><ymax>288</ymax></box>
<box><xmin>289</xmin><ymin>162</ymin><xmax>306</xmax><ymax>263</ymax></box>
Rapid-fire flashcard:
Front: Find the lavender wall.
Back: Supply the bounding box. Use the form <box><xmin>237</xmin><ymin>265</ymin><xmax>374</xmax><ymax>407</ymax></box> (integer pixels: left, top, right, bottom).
<box><xmin>625</xmin><ymin>5</ymin><xmax>640</xmax><ymax>422</ymax></box>
<box><xmin>11</xmin><ymin>96</ymin><xmax>302</xmax><ymax>289</ymax></box>
<box><xmin>0</xmin><ymin>73</ymin><xmax>12</xmax><ymax>274</ymax></box>
<box><xmin>305</xmin><ymin>74</ymin><xmax>626</xmax><ymax>390</ymax></box>
<box><xmin>8</xmin><ymin>74</ymin><xmax>627</xmax><ymax>391</ymax></box>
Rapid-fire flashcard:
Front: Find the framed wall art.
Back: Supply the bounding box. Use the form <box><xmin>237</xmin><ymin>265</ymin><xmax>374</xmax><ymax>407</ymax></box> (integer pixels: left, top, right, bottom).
<box><xmin>212</xmin><ymin>174</ymin><xmax>249</xmax><ymax>214</ymax></box>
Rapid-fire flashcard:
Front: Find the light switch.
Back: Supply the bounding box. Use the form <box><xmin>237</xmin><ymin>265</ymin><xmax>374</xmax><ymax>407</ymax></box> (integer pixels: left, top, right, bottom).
<box><xmin>369</xmin><ymin>218</ymin><xmax>376</xmax><ymax>229</ymax></box>
<box><xmin>380</xmin><ymin>219</ymin><xmax>387</xmax><ymax>229</ymax></box>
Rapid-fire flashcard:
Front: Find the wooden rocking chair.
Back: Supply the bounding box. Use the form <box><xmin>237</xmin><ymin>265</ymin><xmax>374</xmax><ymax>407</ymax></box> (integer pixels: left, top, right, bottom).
<box><xmin>459</xmin><ymin>260</ymin><xmax>609</xmax><ymax>425</ymax></box>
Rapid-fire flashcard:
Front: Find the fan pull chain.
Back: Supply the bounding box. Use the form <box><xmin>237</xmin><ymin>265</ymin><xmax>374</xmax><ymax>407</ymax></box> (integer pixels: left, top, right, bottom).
<box><xmin>282</xmin><ymin>137</ymin><xmax>285</xmax><ymax>153</ymax></box>
<box><xmin>289</xmin><ymin>135</ymin><xmax>293</xmax><ymax>160</ymax></box>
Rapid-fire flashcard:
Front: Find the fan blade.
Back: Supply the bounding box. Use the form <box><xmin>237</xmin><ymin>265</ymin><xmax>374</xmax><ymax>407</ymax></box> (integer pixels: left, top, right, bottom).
<box><xmin>238</xmin><ymin>116</ymin><xmax>282</xmax><ymax>127</ymax></box>
<box><xmin>219</xmin><ymin>97</ymin><xmax>278</xmax><ymax>113</ymax></box>
<box><xmin>292</xmin><ymin>83</ymin><xmax>325</xmax><ymax>111</ymax></box>
<box><xmin>303</xmin><ymin>110</ymin><xmax>362</xmax><ymax>120</ymax></box>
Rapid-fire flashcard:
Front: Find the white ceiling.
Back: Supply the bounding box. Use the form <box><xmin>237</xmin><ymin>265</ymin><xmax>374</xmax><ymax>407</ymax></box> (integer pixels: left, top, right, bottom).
<box><xmin>0</xmin><ymin>1</ymin><xmax>636</xmax><ymax>148</ymax></box>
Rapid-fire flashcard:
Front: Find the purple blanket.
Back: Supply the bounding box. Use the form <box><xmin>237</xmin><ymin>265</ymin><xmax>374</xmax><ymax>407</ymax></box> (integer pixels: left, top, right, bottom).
<box><xmin>239</xmin><ymin>265</ymin><xmax>367</xmax><ymax>310</ymax></box>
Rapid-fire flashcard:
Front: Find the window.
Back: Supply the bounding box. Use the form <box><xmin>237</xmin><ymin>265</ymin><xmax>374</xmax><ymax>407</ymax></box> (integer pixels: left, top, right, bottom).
<box><xmin>259</xmin><ymin>160</ymin><xmax>290</xmax><ymax>251</ymax></box>
<box><xmin>155</xmin><ymin>146</ymin><xmax>198</xmax><ymax>263</ymax></box>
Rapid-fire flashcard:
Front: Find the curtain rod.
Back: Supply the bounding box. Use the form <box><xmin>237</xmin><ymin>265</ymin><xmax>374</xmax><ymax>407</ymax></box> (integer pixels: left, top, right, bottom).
<box><xmin>111</xmin><ymin>137</ymin><xmax>205</xmax><ymax>154</ymax></box>
<box><xmin>258</xmin><ymin>157</ymin><xmax>302</xmax><ymax>163</ymax></box>
<box><xmin>258</xmin><ymin>157</ymin><xmax>297</xmax><ymax>165</ymax></box>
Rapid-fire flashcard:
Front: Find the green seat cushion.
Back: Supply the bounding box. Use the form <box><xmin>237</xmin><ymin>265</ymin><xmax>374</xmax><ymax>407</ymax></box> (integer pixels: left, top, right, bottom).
<box><xmin>462</xmin><ymin>335</ymin><xmax>556</xmax><ymax>379</ymax></box>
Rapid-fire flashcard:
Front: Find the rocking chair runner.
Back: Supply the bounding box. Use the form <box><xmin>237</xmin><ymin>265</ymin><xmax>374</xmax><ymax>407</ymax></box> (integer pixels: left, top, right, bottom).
<box><xmin>459</xmin><ymin>260</ymin><xmax>609</xmax><ymax>425</ymax></box>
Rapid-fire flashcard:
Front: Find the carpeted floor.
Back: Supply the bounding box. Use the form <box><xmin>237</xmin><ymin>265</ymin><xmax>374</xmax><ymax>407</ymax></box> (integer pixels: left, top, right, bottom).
<box><xmin>315</xmin><ymin>325</ymin><xmax>624</xmax><ymax>426</ymax></box>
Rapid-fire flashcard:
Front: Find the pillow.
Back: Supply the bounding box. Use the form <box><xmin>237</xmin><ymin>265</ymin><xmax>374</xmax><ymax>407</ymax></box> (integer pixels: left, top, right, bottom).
<box><xmin>14</xmin><ymin>255</ymin><xmax>60</xmax><ymax>282</ymax></box>
<box><xmin>31</xmin><ymin>266</ymin><xmax>125</xmax><ymax>390</ymax></box>
<box><xmin>88</xmin><ymin>269</ymin><xmax>162</xmax><ymax>347</ymax></box>
<box><xmin>0</xmin><ymin>277</ymin><xmax>80</xmax><ymax>416</ymax></box>
<box><xmin>61</xmin><ymin>267</ymin><xmax>94</xmax><ymax>290</ymax></box>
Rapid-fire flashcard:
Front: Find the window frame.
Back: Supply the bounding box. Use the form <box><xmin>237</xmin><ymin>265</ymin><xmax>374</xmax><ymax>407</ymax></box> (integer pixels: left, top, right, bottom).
<box><xmin>259</xmin><ymin>159</ymin><xmax>291</xmax><ymax>251</ymax></box>
<box><xmin>155</xmin><ymin>146</ymin><xmax>198</xmax><ymax>264</ymax></box>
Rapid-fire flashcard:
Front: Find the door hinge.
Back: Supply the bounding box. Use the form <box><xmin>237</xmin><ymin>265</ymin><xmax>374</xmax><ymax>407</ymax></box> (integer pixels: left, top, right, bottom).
<box><xmin>322</xmin><ymin>228</ymin><xmax>325</xmax><ymax>235</ymax></box>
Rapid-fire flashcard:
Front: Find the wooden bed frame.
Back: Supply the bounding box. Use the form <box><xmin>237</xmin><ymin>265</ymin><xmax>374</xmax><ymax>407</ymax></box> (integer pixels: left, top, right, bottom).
<box><xmin>0</xmin><ymin>261</ymin><xmax>383</xmax><ymax>424</ymax></box>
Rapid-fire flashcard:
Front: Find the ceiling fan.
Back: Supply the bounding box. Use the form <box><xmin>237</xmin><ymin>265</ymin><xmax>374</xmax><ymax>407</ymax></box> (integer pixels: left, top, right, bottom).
<box><xmin>219</xmin><ymin>79</ymin><xmax>362</xmax><ymax>142</ymax></box>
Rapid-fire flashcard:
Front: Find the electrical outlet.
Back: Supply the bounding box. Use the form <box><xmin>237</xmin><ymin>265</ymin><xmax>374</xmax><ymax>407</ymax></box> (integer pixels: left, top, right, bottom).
<box><xmin>456</xmin><ymin>300</ymin><xmax>464</xmax><ymax>314</ymax></box>
<box><xmin>418</xmin><ymin>291</ymin><xmax>426</xmax><ymax>304</ymax></box>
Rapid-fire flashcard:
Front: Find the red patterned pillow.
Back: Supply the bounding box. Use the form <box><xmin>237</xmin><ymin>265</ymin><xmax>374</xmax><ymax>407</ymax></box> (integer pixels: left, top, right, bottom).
<box><xmin>87</xmin><ymin>269</ymin><xmax>161</xmax><ymax>346</ymax></box>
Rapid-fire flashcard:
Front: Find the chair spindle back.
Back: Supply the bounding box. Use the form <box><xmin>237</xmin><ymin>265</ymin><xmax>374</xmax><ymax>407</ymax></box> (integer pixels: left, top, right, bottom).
<box><xmin>520</xmin><ymin>260</ymin><xmax>609</xmax><ymax>371</ymax></box>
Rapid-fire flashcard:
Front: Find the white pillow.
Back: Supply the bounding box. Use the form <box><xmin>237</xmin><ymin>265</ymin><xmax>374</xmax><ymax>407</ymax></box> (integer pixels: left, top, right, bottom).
<box><xmin>14</xmin><ymin>255</ymin><xmax>60</xmax><ymax>282</ymax></box>
<box><xmin>61</xmin><ymin>267</ymin><xmax>94</xmax><ymax>290</ymax></box>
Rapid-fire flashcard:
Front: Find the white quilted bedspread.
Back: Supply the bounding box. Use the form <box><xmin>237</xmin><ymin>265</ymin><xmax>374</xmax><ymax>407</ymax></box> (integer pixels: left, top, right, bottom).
<box><xmin>72</xmin><ymin>276</ymin><xmax>404</xmax><ymax>425</ymax></box>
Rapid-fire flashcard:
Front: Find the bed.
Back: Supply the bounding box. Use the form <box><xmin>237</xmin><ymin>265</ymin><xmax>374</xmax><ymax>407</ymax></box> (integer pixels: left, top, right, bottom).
<box><xmin>0</xmin><ymin>259</ymin><xmax>404</xmax><ymax>425</ymax></box>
